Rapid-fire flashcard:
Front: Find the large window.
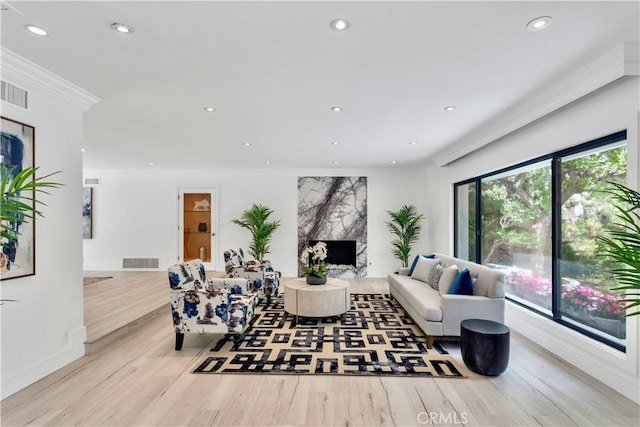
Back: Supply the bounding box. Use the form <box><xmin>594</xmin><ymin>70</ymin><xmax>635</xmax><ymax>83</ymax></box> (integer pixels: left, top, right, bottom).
<box><xmin>455</xmin><ymin>131</ymin><xmax>627</xmax><ymax>350</ymax></box>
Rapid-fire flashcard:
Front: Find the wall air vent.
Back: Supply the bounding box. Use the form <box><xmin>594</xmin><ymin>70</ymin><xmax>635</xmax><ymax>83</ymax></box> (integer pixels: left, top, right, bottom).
<box><xmin>0</xmin><ymin>1</ymin><xmax>21</xmax><ymax>12</ymax></box>
<box><xmin>84</xmin><ymin>178</ymin><xmax>101</xmax><ymax>185</ymax></box>
<box><xmin>122</xmin><ymin>258</ymin><xmax>159</xmax><ymax>269</ymax></box>
<box><xmin>1</xmin><ymin>80</ymin><xmax>28</xmax><ymax>109</ymax></box>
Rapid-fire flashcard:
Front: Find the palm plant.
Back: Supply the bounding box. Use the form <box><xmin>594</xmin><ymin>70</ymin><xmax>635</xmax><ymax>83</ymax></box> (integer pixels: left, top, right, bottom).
<box><xmin>232</xmin><ymin>203</ymin><xmax>281</xmax><ymax>260</ymax></box>
<box><xmin>1</xmin><ymin>164</ymin><xmax>63</xmax><ymax>250</ymax></box>
<box><xmin>597</xmin><ymin>181</ymin><xmax>640</xmax><ymax>317</ymax></box>
<box><xmin>386</xmin><ymin>204</ymin><xmax>425</xmax><ymax>268</ymax></box>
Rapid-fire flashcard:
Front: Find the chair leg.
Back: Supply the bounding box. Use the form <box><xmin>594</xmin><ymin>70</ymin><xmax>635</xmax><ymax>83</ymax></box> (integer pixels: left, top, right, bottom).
<box><xmin>175</xmin><ymin>333</ymin><xmax>184</xmax><ymax>351</ymax></box>
<box><xmin>231</xmin><ymin>334</ymin><xmax>242</xmax><ymax>351</ymax></box>
<box><xmin>266</xmin><ymin>295</ymin><xmax>272</xmax><ymax>307</ymax></box>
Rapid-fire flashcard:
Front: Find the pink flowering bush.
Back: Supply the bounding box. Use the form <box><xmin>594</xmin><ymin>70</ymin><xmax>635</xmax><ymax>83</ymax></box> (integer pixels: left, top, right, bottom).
<box><xmin>591</xmin><ymin>292</ymin><xmax>624</xmax><ymax>319</ymax></box>
<box><xmin>562</xmin><ymin>283</ymin><xmax>624</xmax><ymax>319</ymax></box>
<box><xmin>507</xmin><ymin>269</ymin><xmax>625</xmax><ymax>321</ymax></box>
<box><xmin>507</xmin><ymin>269</ymin><xmax>552</xmax><ymax>308</ymax></box>
<box><xmin>562</xmin><ymin>284</ymin><xmax>599</xmax><ymax>311</ymax></box>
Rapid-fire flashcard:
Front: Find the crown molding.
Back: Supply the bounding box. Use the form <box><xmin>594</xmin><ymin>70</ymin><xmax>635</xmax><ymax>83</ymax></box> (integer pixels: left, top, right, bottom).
<box><xmin>433</xmin><ymin>43</ymin><xmax>639</xmax><ymax>167</ymax></box>
<box><xmin>0</xmin><ymin>47</ymin><xmax>100</xmax><ymax>111</ymax></box>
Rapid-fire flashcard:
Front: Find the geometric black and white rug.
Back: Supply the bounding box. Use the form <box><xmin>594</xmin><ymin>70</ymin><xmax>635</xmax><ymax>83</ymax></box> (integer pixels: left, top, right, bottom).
<box><xmin>192</xmin><ymin>293</ymin><xmax>467</xmax><ymax>378</ymax></box>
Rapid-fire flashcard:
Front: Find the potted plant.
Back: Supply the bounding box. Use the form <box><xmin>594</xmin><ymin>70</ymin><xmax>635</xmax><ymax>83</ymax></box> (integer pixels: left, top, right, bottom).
<box><xmin>231</xmin><ymin>203</ymin><xmax>281</xmax><ymax>261</ymax></box>
<box><xmin>386</xmin><ymin>204</ymin><xmax>425</xmax><ymax>268</ymax></box>
<box><xmin>300</xmin><ymin>241</ymin><xmax>328</xmax><ymax>285</ymax></box>
<box><xmin>597</xmin><ymin>181</ymin><xmax>640</xmax><ymax>317</ymax></box>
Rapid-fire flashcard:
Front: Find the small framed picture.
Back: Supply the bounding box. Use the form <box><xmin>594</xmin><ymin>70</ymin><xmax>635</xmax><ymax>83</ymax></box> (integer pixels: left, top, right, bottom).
<box><xmin>83</xmin><ymin>187</ymin><xmax>93</xmax><ymax>239</ymax></box>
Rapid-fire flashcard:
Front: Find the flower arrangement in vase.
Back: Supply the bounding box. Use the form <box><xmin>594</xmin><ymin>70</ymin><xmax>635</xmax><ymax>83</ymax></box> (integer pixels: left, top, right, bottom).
<box><xmin>300</xmin><ymin>241</ymin><xmax>328</xmax><ymax>285</ymax></box>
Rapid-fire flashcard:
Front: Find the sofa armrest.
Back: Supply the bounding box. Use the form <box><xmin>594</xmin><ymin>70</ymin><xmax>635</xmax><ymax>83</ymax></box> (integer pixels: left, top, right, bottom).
<box><xmin>441</xmin><ymin>294</ymin><xmax>505</xmax><ymax>336</ymax></box>
<box><xmin>397</xmin><ymin>267</ymin><xmax>411</xmax><ymax>276</ymax></box>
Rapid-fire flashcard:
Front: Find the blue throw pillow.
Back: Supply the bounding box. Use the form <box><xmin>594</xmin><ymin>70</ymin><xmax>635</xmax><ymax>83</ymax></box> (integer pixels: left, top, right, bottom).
<box><xmin>448</xmin><ymin>268</ymin><xmax>473</xmax><ymax>295</ymax></box>
<box><xmin>408</xmin><ymin>254</ymin><xmax>435</xmax><ymax>276</ymax></box>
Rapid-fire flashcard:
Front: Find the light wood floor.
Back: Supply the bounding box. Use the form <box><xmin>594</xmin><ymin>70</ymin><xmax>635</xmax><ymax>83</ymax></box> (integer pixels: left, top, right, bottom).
<box><xmin>1</xmin><ymin>273</ymin><xmax>638</xmax><ymax>426</ymax></box>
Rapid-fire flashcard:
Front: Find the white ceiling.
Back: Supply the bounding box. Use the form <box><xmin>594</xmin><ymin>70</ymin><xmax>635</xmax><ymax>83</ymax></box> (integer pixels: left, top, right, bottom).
<box><xmin>1</xmin><ymin>1</ymin><xmax>638</xmax><ymax>170</ymax></box>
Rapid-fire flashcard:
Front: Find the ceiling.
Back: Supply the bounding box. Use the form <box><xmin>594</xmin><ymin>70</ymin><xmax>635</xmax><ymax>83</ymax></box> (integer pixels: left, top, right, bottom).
<box><xmin>1</xmin><ymin>1</ymin><xmax>638</xmax><ymax>170</ymax></box>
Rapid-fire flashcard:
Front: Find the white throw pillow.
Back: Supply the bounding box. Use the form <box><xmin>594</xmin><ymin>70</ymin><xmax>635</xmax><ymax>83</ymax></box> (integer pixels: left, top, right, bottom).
<box><xmin>438</xmin><ymin>264</ymin><xmax>459</xmax><ymax>295</ymax></box>
<box><xmin>410</xmin><ymin>256</ymin><xmax>440</xmax><ymax>283</ymax></box>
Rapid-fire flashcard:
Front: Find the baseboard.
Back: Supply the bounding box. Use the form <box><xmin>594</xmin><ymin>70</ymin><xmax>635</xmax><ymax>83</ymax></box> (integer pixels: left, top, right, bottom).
<box><xmin>1</xmin><ymin>326</ymin><xmax>86</xmax><ymax>400</ymax></box>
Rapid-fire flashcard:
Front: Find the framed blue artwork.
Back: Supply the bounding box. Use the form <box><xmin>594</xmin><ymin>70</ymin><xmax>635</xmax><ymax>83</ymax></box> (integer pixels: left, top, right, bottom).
<box><xmin>1</xmin><ymin>116</ymin><xmax>35</xmax><ymax>280</ymax></box>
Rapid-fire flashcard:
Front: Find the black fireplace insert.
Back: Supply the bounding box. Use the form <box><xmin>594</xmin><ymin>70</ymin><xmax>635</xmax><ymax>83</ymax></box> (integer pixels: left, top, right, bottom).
<box><xmin>309</xmin><ymin>239</ymin><xmax>357</xmax><ymax>267</ymax></box>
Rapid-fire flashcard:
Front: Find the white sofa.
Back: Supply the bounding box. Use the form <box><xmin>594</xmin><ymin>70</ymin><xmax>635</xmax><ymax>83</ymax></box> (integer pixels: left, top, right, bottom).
<box><xmin>388</xmin><ymin>253</ymin><xmax>505</xmax><ymax>348</ymax></box>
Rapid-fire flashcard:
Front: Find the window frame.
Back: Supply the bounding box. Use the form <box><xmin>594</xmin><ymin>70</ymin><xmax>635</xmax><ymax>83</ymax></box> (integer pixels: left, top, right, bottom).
<box><xmin>454</xmin><ymin>130</ymin><xmax>628</xmax><ymax>352</ymax></box>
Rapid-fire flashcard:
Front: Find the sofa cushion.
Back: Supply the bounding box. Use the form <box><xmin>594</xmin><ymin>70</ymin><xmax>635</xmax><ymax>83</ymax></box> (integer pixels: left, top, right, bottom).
<box><xmin>427</xmin><ymin>264</ymin><xmax>445</xmax><ymax>291</ymax></box>
<box><xmin>449</xmin><ymin>268</ymin><xmax>473</xmax><ymax>295</ymax></box>
<box><xmin>408</xmin><ymin>254</ymin><xmax>435</xmax><ymax>276</ymax></box>
<box><xmin>438</xmin><ymin>264</ymin><xmax>459</xmax><ymax>295</ymax></box>
<box><xmin>411</xmin><ymin>256</ymin><xmax>440</xmax><ymax>283</ymax></box>
<box><xmin>394</xmin><ymin>279</ymin><xmax>443</xmax><ymax>322</ymax></box>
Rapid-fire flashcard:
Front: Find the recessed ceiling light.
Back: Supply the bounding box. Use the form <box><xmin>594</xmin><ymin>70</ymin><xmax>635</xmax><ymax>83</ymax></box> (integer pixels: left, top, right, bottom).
<box><xmin>409</xmin><ymin>141</ymin><xmax>418</xmax><ymax>145</ymax></box>
<box><xmin>391</xmin><ymin>160</ymin><xmax>397</xmax><ymax>164</ymax></box>
<box><xmin>333</xmin><ymin>160</ymin><xmax>339</xmax><ymax>165</ymax></box>
<box><xmin>331</xmin><ymin>106</ymin><xmax>342</xmax><ymax>112</ymax></box>
<box><xmin>25</xmin><ymin>24</ymin><xmax>47</xmax><ymax>36</ymax></box>
<box><xmin>243</xmin><ymin>142</ymin><xmax>251</xmax><ymax>147</ymax></box>
<box><xmin>81</xmin><ymin>148</ymin><xmax>86</xmax><ymax>153</ymax></box>
<box><xmin>330</xmin><ymin>18</ymin><xmax>350</xmax><ymax>31</ymax></box>
<box><xmin>444</xmin><ymin>106</ymin><xmax>456</xmax><ymax>111</ymax></box>
<box><xmin>111</xmin><ymin>22</ymin><xmax>134</xmax><ymax>34</ymax></box>
<box><xmin>526</xmin><ymin>16</ymin><xmax>552</xmax><ymax>31</ymax></box>
<box><xmin>265</xmin><ymin>161</ymin><xmax>271</xmax><ymax>165</ymax></box>
<box><xmin>203</xmin><ymin>106</ymin><xmax>215</xmax><ymax>112</ymax></box>
<box><xmin>148</xmin><ymin>161</ymin><xmax>155</xmax><ymax>166</ymax></box>
<box><xmin>331</xmin><ymin>142</ymin><xmax>340</xmax><ymax>146</ymax></box>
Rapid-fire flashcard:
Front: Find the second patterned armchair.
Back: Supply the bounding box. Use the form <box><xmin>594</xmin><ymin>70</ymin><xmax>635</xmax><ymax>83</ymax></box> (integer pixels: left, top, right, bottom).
<box><xmin>224</xmin><ymin>248</ymin><xmax>281</xmax><ymax>306</ymax></box>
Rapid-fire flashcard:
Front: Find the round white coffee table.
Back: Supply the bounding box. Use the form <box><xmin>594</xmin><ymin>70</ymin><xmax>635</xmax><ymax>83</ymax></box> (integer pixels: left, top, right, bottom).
<box><xmin>284</xmin><ymin>278</ymin><xmax>351</xmax><ymax>325</ymax></box>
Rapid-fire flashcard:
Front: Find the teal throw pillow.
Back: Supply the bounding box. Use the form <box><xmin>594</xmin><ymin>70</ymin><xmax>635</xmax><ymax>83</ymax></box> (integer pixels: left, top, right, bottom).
<box><xmin>408</xmin><ymin>254</ymin><xmax>435</xmax><ymax>276</ymax></box>
<box><xmin>448</xmin><ymin>268</ymin><xmax>473</xmax><ymax>295</ymax></box>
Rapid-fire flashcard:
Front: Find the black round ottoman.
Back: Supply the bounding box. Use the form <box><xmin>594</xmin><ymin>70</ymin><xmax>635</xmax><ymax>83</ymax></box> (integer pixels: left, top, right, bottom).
<box><xmin>460</xmin><ymin>319</ymin><xmax>510</xmax><ymax>376</ymax></box>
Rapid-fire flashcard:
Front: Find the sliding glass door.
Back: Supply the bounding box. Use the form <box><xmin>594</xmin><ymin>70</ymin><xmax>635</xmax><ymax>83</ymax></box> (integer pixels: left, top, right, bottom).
<box><xmin>557</xmin><ymin>142</ymin><xmax>627</xmax><ymax>339</ymax></box>
<box><xmin>454</xmin><ymin>131</ymin><xmax>627</xmax><ymax>350</ymax></box>
<box><xmin>481</xmin><ymin>160</ymin><xmax>553</xmax><ymax>313</ymax></box>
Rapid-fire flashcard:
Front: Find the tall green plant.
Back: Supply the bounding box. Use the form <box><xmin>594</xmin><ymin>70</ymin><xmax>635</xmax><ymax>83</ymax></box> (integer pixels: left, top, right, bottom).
<box><xmin>386</xmin><ymin>204</ymin><xmax>425</xmax><ymax>268</ymax></box>
<box><xmin>1</xmin><ymin>164</ymin><xmax>63</xmax><ymax>250</ymax></box>
<box><xmin>597</xmin><ymin>181</ymin><xmax>640</xmax><ymax>317</ymax></box>
<box><xmin>232</xmin><ymin>203</ymin><xmax>281</xmax><ymax>260</ymax></box>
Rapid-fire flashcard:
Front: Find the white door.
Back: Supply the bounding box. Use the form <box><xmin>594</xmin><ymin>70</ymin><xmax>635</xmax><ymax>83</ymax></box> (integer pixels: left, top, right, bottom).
<box><xmin>178</xmin><ymin>187</ymin><xmax>218</xmax><ymax>270</ymax></box>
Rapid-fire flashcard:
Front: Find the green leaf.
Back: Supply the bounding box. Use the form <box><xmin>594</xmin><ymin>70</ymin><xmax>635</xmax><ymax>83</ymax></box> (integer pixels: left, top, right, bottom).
<box><xmin>0</xmin><ymin>164</ymin><xmax>63</xmax><ymax>250</ymax></box>
<box><xmin>598</xmin><ymin>181</ymin><xmax>640</xmax><ymax>317</ymax></box>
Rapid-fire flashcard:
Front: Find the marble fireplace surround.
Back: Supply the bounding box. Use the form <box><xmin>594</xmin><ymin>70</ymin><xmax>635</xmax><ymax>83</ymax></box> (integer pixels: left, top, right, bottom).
<box><xmin>298</xmin><ymin>176</ymin><xmax>367</xmax><ymax>278</ymax></box>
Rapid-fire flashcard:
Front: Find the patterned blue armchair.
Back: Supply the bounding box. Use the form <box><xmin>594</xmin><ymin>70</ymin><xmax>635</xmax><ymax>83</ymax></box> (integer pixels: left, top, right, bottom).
<box><xmin>168</xmin><ymin>259</ymin><xmax>258</xmax><ymax>350</ymax></box>
<box><xmin>224</xmin><ymin>248</ymin><xmax>281</xmax><ymax>306</ymax></box>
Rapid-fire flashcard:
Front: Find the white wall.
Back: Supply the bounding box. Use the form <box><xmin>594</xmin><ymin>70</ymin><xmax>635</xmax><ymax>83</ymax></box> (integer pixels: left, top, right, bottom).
<box><xmin>82</xmin><ymin>167</ymin><xmax>430</xmax><ymax>277</ymax></box>
<box><xmin>1</xmin><ymin>49</ymin><xmax>98</xmax><ymax>399</ymax></box>
<box><xmin>424</xmin><ymin>76</ymin><xmax>640</xmax><ymax>403</ymax></box>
